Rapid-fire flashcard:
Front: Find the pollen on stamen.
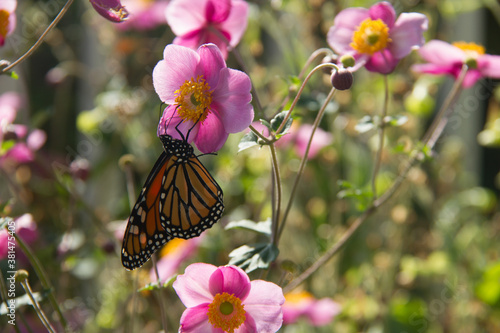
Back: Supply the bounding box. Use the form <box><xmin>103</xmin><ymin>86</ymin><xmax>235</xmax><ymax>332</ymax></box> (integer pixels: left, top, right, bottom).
<box><xmin>174</xmin><ymin>76</ymin><xmax>213</xmax><ymax>123</ymax></box>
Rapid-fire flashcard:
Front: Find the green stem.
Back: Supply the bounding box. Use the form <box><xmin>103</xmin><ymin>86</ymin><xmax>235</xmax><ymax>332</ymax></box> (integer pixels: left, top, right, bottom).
<box><xmin>1</xmin><ymin>0</ymin><xmax>75</xmax><ymax>73</ymax></box>
<box><xmin>277</xmin><ymin>87</ymin><xmax>337</xmax><ymax>242</ymax></box>
<box><xmin>275</xmin><ymin>63</ymin><xmax>338</xmax><ymax>136</ymax></box>
<box><xmin>269</xmin><ymin>143</ymin><xmax>282</xmax><ymax>246</ymax></box>
<box><xmin>371</xmin><ymin>75</ymin><xmax>390</xmax><ymax>200</ymax></box>
<box><xmin>13</xmin><ymin>233</ymin><xmax>68</xmax><ymax>329</ymax></box>
<box><xmin>283</xmin><ymin>65</ymin><xmax>469</xmax><ymax>293</ymax></box>
<box><xmin>20</xmin><ymin>279</ymin><xmax>56</xmax><ymax>333</ymax></box>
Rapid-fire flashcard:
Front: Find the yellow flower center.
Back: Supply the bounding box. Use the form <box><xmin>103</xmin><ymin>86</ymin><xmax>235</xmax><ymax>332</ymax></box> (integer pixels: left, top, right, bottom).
<box><xmin>159</xmin><ymin>238</ymin><xmax>186</xmax><ymax>257</ymax></box>
<box><xmin>174</xmin><ymin>76</ymin><xmax>212</xmax><ymax>123</ymax></box>
<box><xmin>207</xmin><ymin>292</ymin><xmax>246</xmax><ymax>333</ymax></box>
<box><xmin>452</xmin><ymin>41</ymin><xmax>485</xmax><ymax>58</ymax></box>
<box><xmin>351</xmin><ymin>18</ymin><xmax>391</xmax><ymax>55</ymax></box>
<box><xmin>0</xmin><ymin>10</ymin><xmax>10</xmax><ymax>38</ymax></box>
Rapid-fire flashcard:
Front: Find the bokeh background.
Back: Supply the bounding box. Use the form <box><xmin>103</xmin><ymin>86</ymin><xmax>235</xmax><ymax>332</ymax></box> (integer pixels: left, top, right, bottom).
<box><xmin>1</xmin><ymin>0</ymin><xmax>499</xmax><ymax>332</ymax></box>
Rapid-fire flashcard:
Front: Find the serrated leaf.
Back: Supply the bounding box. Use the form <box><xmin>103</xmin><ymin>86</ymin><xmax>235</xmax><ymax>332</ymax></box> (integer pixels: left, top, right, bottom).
<box><xmin>225</xmin><ymin>218</ymin><xmax>272</xmax><ymax>238</ymax></box>
<box><xmin>270</xmin><ymin>111</ymin><xmax>293</xmax><ymax>135</ymax></box>
<box><xmin>259</xmin><ymin>119</ymin><xmax>272</xmax><ymax>132</ymax></box>
<box><xmin>355</xmin><ymin>116</ymin><xmax>375</xmax><ymax>133</ymax></box>
<box><xmin>238</xmin><ymin>132</ymin><xmax>259</xmax><ymax>152</ymax></box>
<box><xmin>384</xmin><ymin>115</ymin><xmax>408</xmax><ymax>127</ymax></box>
<box><xmin>228</xmin><ymin>243</ymin><xmax>279</xmax><ymax>273</ymax></box>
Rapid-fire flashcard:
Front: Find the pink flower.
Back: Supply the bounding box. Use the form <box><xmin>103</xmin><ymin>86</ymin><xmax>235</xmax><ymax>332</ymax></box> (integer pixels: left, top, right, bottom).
<box><xmin>149</xmin><ymin>237</ymin><xmax>203</xmax><ymax>283</ymax></box>
<box><xmin>166</xmin><ymin>0</ymin><xmax>249</xmax><ymax>59</ymax></box>
<box><xmin>327</xmin><ymin>1</ymin><xmax>428</xmax><ymax>74</ymax></box>
<box><xmin>118</xmin><ymin>0</ymin><xmax>168</xmax><ymax>30</ymax></box>
<box><xmin>0</xmin><ymin>214</ymin><xmax>39</xmax><ymax>259</ymax></box>
<box><xmin>174</xmin><ymin>263</ymin><xmax>285</xmax><ymax>333</ymax></box>
<box><xmin>0</xmin><ymin>0</ymin><xmax>16</xmax><ymax>46</ymax></box>
<box><xmin>282</xmin><ymin>291</ymin><xmax>341</xmax><ymax>326</ymax></box>
<box><xmin>154</xmin><ymin>43</ymin><xmax>253</xmax><ymax>153</ymax></box>
<box><xmin>89</xmin><ymin>0</ymin><xmax>129</xmax><ymax>23</ymax></box>
<box><xmin>411</xmin><ymin>40</ymin><xmax>500</xmax><ymax>88</ymax></box>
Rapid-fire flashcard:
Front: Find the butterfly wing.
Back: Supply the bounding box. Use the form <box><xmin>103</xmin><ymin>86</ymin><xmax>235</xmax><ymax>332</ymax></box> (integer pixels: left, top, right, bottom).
<box><xmin>159</xmin><ymin>153</ymin><xmax>224</xmax><ymax>239</ymax></box>
<box><xmin>121</xmin><ymin>152</ymin><xmax>173</xmax><ymax>270</ymax></box>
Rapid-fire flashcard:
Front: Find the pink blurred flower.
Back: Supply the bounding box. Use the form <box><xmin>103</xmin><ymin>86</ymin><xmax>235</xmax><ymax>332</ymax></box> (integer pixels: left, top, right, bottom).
<box><xmin>149</xmin><ymin>237</ymin><xmax>202</xmax><ymax>283</ymax></box>
<box><xmin>327</xmin><ymin>1</ymin><xmax>428</xmax><ymax>74</ymax></box>
<box><xmin>118</xmin><ymin>0</ymin><xmax>169</xmax><ymax>30</ymax></box>
<box><xmin>0</xmin><ymin>214</ymin><xmax>39</xmax><ymax>259</ymax></box>
<box><xmin>166</xmin><ymin>0</ymin><xmax>249</xmax><ymax>58</ymax></box>
<box><xmin>282</xmin><ymin>291</ymin><xmax>341</xmax><ymax>326</ymax></box>
<box><xmin>0</xmin><ymin>0</ymin><xmax>16</xmax><ymax>46</ymax></box>
<box><xmin>294</xmin><ymin>124</ymin><xmax>333</xmax><ymax>159</ymax></box>
<box><xmin>89</xmin><ymin>0</ymin><xmax>129</xmax><ymax>23</ymax></box>
<box><xmin>411</xmin><ymin>40</ymin><xmax>500</xmax><ymax>88</ymax></box>
<box><xmin>174</xmin><ymin>263</ymin><xmax>285</xmax><ymax>333</ymax></box>
<box><xmin>0</xmin><ymin>92</ymin><xmax>46</xmax><ymax>166</ymax></box>
<box><xmin>154</xmin><ymin>43</ymin><xmax>253</xmax><ymax>153</ymax></box>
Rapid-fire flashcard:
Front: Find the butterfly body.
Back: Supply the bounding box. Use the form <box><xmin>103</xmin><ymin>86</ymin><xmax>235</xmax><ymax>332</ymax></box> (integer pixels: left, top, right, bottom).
<box><xmin>121</xmin><ymin>135</ymin><xmax>224</xmax><ymax>270</ymax></box>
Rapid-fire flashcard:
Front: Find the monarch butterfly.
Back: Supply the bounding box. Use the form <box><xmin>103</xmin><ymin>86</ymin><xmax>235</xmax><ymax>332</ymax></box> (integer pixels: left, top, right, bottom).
<box><xmin>121</xmin><ymin>133</ymin><xmax>224</xmax><ymax>270</ymax></box>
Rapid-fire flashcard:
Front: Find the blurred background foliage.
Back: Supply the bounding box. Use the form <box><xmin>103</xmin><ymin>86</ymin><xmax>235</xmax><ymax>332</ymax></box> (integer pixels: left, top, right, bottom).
<box><xmin>1</xmin><ymin>0</ymin><xmax>499</xmax><ymax>332</ymax></box>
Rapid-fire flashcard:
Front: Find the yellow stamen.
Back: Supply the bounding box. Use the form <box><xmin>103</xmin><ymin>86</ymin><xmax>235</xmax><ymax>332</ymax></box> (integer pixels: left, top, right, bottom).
<box><xmin>207</xmin><ymin>292</ymin><xmax>246</xmax><ymax>333</ymax></box>
<box><xmin>159</xmin><ymin>238</ymin><xmax>186</xmax><ymax>257</ymax></box>
<box><xmin>452</xmin><ymin>41</ymin><xmax>485</xmax><ymax>58</ymax></box>
<box><xmin>0</xmin><ymin>10</ymin><xmax>10</xmax><ymax>38</ymax></box>
<box><xmin>350</xmin><ymin>18</ymin><xmax>391</xmax><ymax>55</ymax></box>
<box><xmin>174</xmin><ymin>76</ymin><xmax>212</xmax><ymax>123</ymax></box>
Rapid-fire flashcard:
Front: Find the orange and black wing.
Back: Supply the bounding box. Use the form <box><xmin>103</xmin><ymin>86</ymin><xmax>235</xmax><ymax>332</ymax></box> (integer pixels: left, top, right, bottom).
<box><xmin>159</xmin><ymin>154</ymin><xmax>224</xmax><ymax>239</ymax></box>
<box><xmin>121</xmin><ymin>152</ymin><xmax>173</xmax><ymax>270</ymax></box>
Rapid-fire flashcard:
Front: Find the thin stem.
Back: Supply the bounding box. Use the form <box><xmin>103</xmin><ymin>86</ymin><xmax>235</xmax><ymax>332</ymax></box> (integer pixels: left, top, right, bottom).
<box><xmin>1</xmin><ymin>0</ymin><xmax>75</xmax><ymax>73</ymax></box>
<box><xmin>152</xmin><ymin>255</ymin><xmax>169</xmax><ymax>333</ymax></box>
<box><xmin>248</xmin><ymin>124</ymin><xmax>271</xmax><ymax>144</ymax></box>
<box><xmin>277</xmin><ymin>87</ymin><xmax>337</xmax><ymax>242</ymax></box>
<box><xmin>275</xmin><ymin>63</ymin><xmax>338</xmax><ymax>136</ymax></box>
<box><xmin>13</xmin><ymin>233</ymin><xmax>68</xmax><ymax>329</ymax></box>
<box><xmin>20</xmin><ymin>279</ymin><xmax>56</xmax><ymax>333</ymax></box>
<box><xmin>284</xmin><ymin>66</ymin><xmax>469</xmax><ymax>292</ymax></box>
<box><xmin>371</xmin><ymin>75</ymin><xmax>390</xmax><ymax>200</ymax></box>
<box><xmin>0</xmin><ymin>270</ymin><xmax>22</xmax><ymax>333</ymax></box>
<box><xmin>269</xmin><ymin>143</ymin><xmax>282</xmax><ymax>246</ymax></box>
<box><xmin>276</xmin><ymin>48</ymin><xmax>336</xmax><ymax>115</ymax></box>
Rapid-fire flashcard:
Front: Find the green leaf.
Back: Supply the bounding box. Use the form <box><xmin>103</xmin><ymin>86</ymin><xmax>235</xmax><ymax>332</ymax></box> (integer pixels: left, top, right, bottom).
<box><xmin>225</xmin><ymin>218</ymin><xmax>272</xmax><ymax>238</ymax></box>
<box><xmin>238</xmin><ymin>132</ymin><xmax>259</xmax><ymax>152</ymax></box>
<box><xmin>228</xmin><ymin>243</ymin><xmax>279</xmax><ymax>273</ymax></box>
<box><xmin>337</xmin><ymin>180</ymin><xmax>373</xmax><ymax>211</ymax></box>
<box><xmin>270</xmin><ymin>111</ymin><xmax>293</xmax><ymax>135</ymax></box>
<box><xmin>355</xmin><ymin>115</ymin><xmax>375</xmax><ymax>133</ymax></box>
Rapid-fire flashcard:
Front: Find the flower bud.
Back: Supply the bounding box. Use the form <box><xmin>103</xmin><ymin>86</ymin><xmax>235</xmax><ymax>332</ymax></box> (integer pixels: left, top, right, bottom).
<box><xmin>331</xmin><ymin>68</ymin><xmax>353</xmax><ymax>90</ymax></box>
<box><xmin>89</xmin><ymin>0</ymin><xmax>129</xmax><ymax>22</ymax></box>
<box><xmin>15</xmin><ymin>270</ymin><xmax>29</xmax><ymax>283</ymax></box>
<box><xmin>339</xmin><ymin>55</ymin><xmax>356</xmax><ymax>68</ymax></box>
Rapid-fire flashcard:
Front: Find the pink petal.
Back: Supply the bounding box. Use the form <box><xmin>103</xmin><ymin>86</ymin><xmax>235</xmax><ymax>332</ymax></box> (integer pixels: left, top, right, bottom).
<box><xmin>173</xmin><ymin>263</ymin><xmax>218</xmax><ymax>307</ymax></box>
<box><xmin>16</xmin><ymin>214</ymin><xmax>38</xmax><ymax>245</ymax></box>
<box><xmin>27</xmin><ymin>129</ymin><xmax>46</xmax><ymax>151</ymax></box>
<box><xmin>208</xmin><ymin>266</ymin><xmax>251</xmax><ymax>299</ymax></box>
<box><xmin>178</xmin><ymin>304</ymin><xmax>222</xmax><ymax>333</ymax></box>
<box><xmin>369</xmin><ymin>1</ymin><xmax>396</xmax><ymax>28</ymax></box>
<box><xmin>241</xmin><ymin>280</ymin><xmax>285</xmax><ymax>333</ymax></box>
<box><xmin>157</xmin><ymin>105</ymin><xmax>199</xmax><ymax>143</ymax></box>
<box><xmin>306</xmin><ymin>299</ymin><xmax>341</xmax><ymax>326</ymax></box>
<box><xmin>217</xmin><ymin>0</ymin><xmax>249</xmax><ymax>48</ymax></box>
<box><xmin>417</xmin><ymin>40</ymin><xmax>465</xmax><ymax>66</ymax></box>
<box><xmin>211</xmin><ymin>68</ymin><xmax>253</xmax><ymax>133</ymax></box>
<box><xmin>174</xmin><ymin>31</ymin><xmax>230</xmax><ymax>59</ymax></box>
<box><xmin>389</xmin><ymin>12</ymin><xmax>428</xmax><ymax>59</ymax></box>
<box><xmin>166</xmin><ymin>0</ymin><xmax>208</xmax><ymax>36</ymax></box>
<box><xmin>205</xmin><ymin>0</ymin><xmax>231</xmax><ymax>23</ymax></box>
<box><xmin>462</xmin><ymin>70</ymin><xmax>484</xmax><ymax>88</ymax></box>
<box><xmin>478</xmin><ymin>54</ymin><xmax>500</xmax><ymax>78</ymax></box>
<box><xmin>295</xmin><ymin>124</ymin><xmax>332</xmax><ymax>159</ymax></box>
<box><xmin>193</xmin><ymin>111</ymin><xmax>228</xmax><ymax>153</ymax></box>
<box><xmin>327</xmin><ymin>8</ymin><xmax>369</xmax><ymax>55</ymax></box>
<box><xmin>153</xmin><ymin>45</ymin><xmax>199</xmax><ymax>103</ymax></box>
<box><xmin>90</xmin><ymin>0</ymin><xmax>129</xmax><ymax>22</ymax></box>
<box><xmin>12</xmin><ymin>124</ymin><xmax>28</xmax><ymax>138</ymax></box>
<box><xmin>365</xmin><ymin>49</ymin><xmax>399</xmax><ymax>74</ymax></box>
<box><xmin>3</xmin><ymin>143</ymin><xmax>33</xmax><ymax>163</ymax></box>
<box><xmin>411</xmin><ymin>63</ymin><xmax>457</xmax><ymax>76</ymax></box>
<box><xmin>197</xmin><ymin>43</ymin><xmax>227</xmax><ymax>89</ymax></box>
